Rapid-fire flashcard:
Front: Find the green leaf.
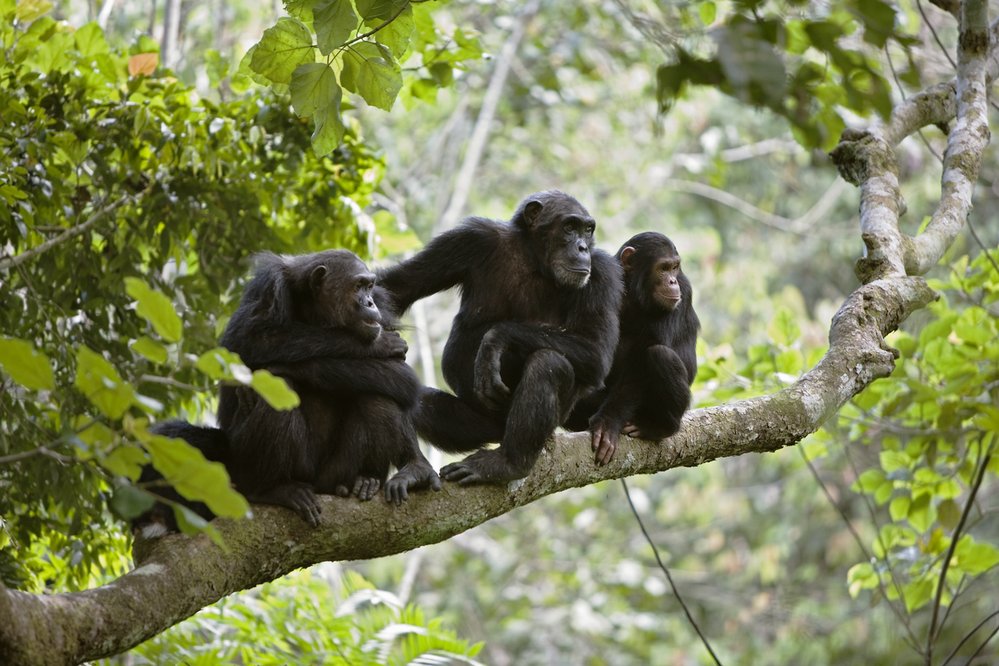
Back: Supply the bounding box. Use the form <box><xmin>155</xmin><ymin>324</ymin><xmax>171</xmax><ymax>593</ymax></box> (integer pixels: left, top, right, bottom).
<box><xmin>341</xmin><ymin>41</ymin><xmax>402</xmax><ymax>110</ymax></box>
<box><xmin>355</xmin><ymin>0</ymin><xmax>407</xmax><ymax>22</ymax></box>
<box><xmin>125</xmin><ymin>278</ymin><xmax>182</xmax><ymax>343</ymax></box>
<box><xmin>196</xmin><ymin>347</ymin><xmax>250</xmax><ymax>382</ymax></box>
<box><xmin>144</xmin><ymin>432</ymin><xmax>249</xmax><ymax>519</ymax></box>
<box><xmin>767</xmin><ymin>306</ymin><xmax>800</xmax><ymax>347</ymax></box>
<box><xmin>110</xmin><ymin>484</ymin><xmax>156</xmax><ymax>520</ymax></box>
<box><xmin>953</xmin><ymin>307</ymin><xmax>993</xmax><ymax>346</ymax></box>
<box><xmin>251</xmin><ymin>17</ymin><xmax>316</xmax><ymax>85</ymax></box>
<box><xmin>907</xmin><ymin>493</ymin><xmax>934</xmax><ymax>532</ymax></box>
<box><xmin>314</xmin><ymin>0</ymin><xmax>359</xmax><ymax>54</ymax></box>
<box><xmin>130</xmin><ymin>336</ymin><xmax>168</xmax><ymax>364</ymax></box>
<box><xmin>74</xmin><ymin>22</ymin><xmax>109</xmax><ymax>58</ymax></box>
<box><xmin>889</xmin><ymin>496</ymin><xmax>910</xmax><ymax>522</ymax></box>
<box><xmin>372</xmin><ymin>6</ymin><xmax>414</xmax><ymax>59</ymax></box>
<box><xmin>853</xmin><ymin>468</ymin><xmax>884</xmax><ymax>493</ymax></box>
<box><xmin>250</xmin><ymin>370</ymin><xmax>301</xmax><ymax>410</ymax></box>
<box><xmin>312</xmin><ymin>87</ymin><xmax>346</xmax><ymax>154</ymax></box>
<box><xmin>102</xmin><ymin>445</ymin><xmax>148</xmax><ymax>480</ymax></box>
<box><xmin>173</xmin><ymin>504</ymin><xmax>227</xmax><ymax>548</ymax></box>
<box><xmin>902</xmin><ymin>576</ymin><xmax>934</xmax><ymax>613</ymax></box>
<box><xmin>291</xmin><ymin>62</ymin><xmax>339</xmax><ymax>117</ymax></box>
<box><xmin>0</xmin><ymin>337</ymin><xmax>55</xmax><ymax>391</ymax></box>
<box><xmin>937</xmin><ymin>499</ymin><xmax>961</xmax><ymax>531</ymax></box>
<box><xmin>955</xmin><ymin>536</ymin><xmax>999</xmax><ymax>575</ymax></box>
<box><xmin>74</xmin><ymin>346</ymin><xmax>135</xmax><ymax>419</ymax></box>
<box><xmin>698</xmin><ymin>1</ymin><xmax>717</xmax><ymax>26</ymax></box>
<box><xmin>774</xmin><ymin>349</ymin><xmax>802</xmax><ymax>375</ymax></box>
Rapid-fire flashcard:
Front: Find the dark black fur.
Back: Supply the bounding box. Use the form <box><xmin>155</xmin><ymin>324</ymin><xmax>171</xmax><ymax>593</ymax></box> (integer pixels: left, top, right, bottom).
<box><xmin>566</xmin><ymin>232</ymin><xmax>700</xmax><ymax>464</ymax></box>
<box><xmin>378</xmin><ymin>191</ymin><xmax>623</xmax><ymax>485</ymax></box>
<box><xmin>136</xmin><ymin>250</ymin><xmax>439</xmax><ymax>533</ymax></box>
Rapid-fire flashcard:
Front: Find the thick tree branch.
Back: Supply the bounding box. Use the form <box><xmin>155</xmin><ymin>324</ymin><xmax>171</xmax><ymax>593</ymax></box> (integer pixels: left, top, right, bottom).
<box><xmin>0</xmin><ymin>276</ymin><xmax>936</xmax><ymax>666</ymax></box>
<box><xmin>830</xmin><ymin>14</ymin><xmax>995</xmax><ymax>282</ymax></box>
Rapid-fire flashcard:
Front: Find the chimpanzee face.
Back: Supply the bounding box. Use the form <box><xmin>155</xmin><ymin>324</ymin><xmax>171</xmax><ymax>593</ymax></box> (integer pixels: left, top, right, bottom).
<box><xmin>618</xmin><ymin>233</ymin><xmax>685</xmax><ymax>313</ymax></box>
<box><xmin>518</xmin><ymin>193</ymin><xmax>596</xmax><ymax>289</ymax></box>
<box><xmin>310</xmin><ymin>253</ymin><xmax>382</xmax><ymax>342</ymax></box>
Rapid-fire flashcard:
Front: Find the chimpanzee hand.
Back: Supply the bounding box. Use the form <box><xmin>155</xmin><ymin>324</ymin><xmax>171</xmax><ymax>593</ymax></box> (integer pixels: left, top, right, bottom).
<box><xmin>474</xmin><ymin>329</ymin><xmax>510</xmax><ymax>410</ymax></box>
<box><xmin>589</xmin><ymin>413</ymin><xmax>623</xmax><ymax>466</ymax></box>
<box><xmin>384</xmin><ymin>459</ymin><xmax>442</xmax><ymax>505</ymax></box>
<box><xmin>371</xmin><ymin>330</ymin><xmax>408</xmax><ymax>359</ymax></box>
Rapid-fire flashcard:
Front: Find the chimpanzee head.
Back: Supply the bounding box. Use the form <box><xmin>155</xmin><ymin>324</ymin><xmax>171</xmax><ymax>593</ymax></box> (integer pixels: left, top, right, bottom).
<box><xmin>512</xmin><ymin>190</ymin><xmax>597</xmax><ymax>289</ymax></box>
<box><xmin>285</xmin><ymin>250</ymin><xmax>383</xmax><ymax>342</ymax></box>
<box><xmin>617</xmin><ymin>232</ymin><xmax>687</xmax><ymax>312</ymax></box>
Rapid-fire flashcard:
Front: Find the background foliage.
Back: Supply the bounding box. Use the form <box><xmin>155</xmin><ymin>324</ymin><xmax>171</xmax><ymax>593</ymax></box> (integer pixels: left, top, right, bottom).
<box><xmin>1</xmin><ymin>0</ymin><xmax>997</xmax><ymax>663</ymax></box>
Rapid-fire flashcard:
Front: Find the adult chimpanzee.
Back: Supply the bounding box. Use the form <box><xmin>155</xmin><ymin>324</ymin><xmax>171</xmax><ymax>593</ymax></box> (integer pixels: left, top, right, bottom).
<box><xmin>138</xmin><ymin>250</ymin><xmax>439</xmax><ymax>533</ymax></box>
<box><xmin>378</xmin><ymin>190</ymin><xmax>623</xmax><ymax>486</ymax></box>
<box><xmin>566</xmin><ymin>232</ymin><xmax>699</xmax><ymax>465</ymax></box>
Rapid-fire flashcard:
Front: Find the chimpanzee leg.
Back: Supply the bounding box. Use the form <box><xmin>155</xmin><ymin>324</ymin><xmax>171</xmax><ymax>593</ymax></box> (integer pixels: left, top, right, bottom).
<box><xmin>628</xmin><ymin>344</ymin><xmax>691</xmax><ymax>440</ymax></box>
<box><xmin>224</xmin><ymin>387</ymin><xmax>323</xmax><ymax>526</ymax></box>
<box><xmin>413</xmin><ymin>387</ymin><xmax>505</xmax><ymax>453</ymax></box>
<box><xmin>440</xmin><ymin>349</ymin><xmax>575</xmax><ymax>485</ymax></box>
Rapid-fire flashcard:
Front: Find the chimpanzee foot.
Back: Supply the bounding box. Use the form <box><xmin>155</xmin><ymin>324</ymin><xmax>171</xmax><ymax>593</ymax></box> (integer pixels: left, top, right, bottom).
<box><xmin>384</xmin><ymin>461</ymin><xmax>442</xmax><ymax>505</ymax></box>
<box><xmin>256</xmin><ymin>482</ymin><xmax>321</xmax><ymax>527</ymax></box>
<box><xmin>352</xmin><ymin>476</ymin><xmax>381</xmax><ymax>501</ymax></box>
<box><xmin>440</xmin><ymin>449</ymin><xmax>528</xmax><ymax>486</ymax></box>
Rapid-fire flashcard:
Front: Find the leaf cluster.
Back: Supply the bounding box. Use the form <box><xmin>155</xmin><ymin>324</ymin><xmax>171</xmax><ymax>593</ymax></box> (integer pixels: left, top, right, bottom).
<box><xmin>245</xmin><ymin>0</ymin><xmax>484</xmax><ymax>154</ymax></box>
<box><xmin>0</xmin><ymin>6</ymin><xmax>385</xmax><ymax>589</ymax></box>
<box><xmin>656</xmin><ymin>0</ymin><xmax>914</xmax><ymax>150</ymax></box>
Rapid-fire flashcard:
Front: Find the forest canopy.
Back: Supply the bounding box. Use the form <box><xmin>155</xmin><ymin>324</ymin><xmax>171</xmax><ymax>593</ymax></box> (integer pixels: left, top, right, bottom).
<box><xmin>1</xmin><ymin>0</ymin><xmax>998</xmax><ymax>664</ymax></box>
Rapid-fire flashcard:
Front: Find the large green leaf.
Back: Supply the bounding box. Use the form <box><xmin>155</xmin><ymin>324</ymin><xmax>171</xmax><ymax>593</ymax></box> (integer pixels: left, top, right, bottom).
<box><xmin>144</xmin><ymin>432</ymin><xmax>249</xmax><ymax>519</ymax></box>
<box><xmin>0</xmin><ymin>336</ymin><xmax>55</xmax><ymax>391</ymax></box>
<box><xmin>250</xmin><ymin>370</ymin><xmax>301</xmax><ymax>410</ymax></box>
<box><xmin>290</xmin><ymin>62</ymin><xmax>340</xmax><ymax>118</ymax></box>
<box><xmin>250</xmin><ymin>17</ymin><xmax>316</xmax><ymax>85</ymax></box>
<box><xmin>312</xmin><ymin>86</ymin><xmax>346</xmax><ymax>154</ymax></box>
<box><xmin>341</xmin><ymin>42</ymin><xmax>402</xmax><ymax>111</ymax></box>
<box><xmin>124</xmin><ymin>278</ymin><xmax>182</xmax><ymax>343</ymax></box>
<box><xmin>355</xmin><ymin>0</ymin><xmax>408</xmax><ymax>23</ymax></box>
<box><xmin>314</xmin><ymin>0</ymin><xmax>359</xmax><ymax>54</ymax></box>
<box><xmin>74</xmin><ymin>346</ymin><xmax>135</xmax><ymax>419</ymax></box>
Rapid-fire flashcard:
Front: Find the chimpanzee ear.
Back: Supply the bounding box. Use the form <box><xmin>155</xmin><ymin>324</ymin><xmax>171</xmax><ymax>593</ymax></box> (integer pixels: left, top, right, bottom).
<box><xmin>310</xmin><ymin>264</ymin><xmax>328</xmax><ymax>291</ymax></box>
<box><xmin>619</xmin><ymin>246</ymin><xmax>636</xmax><ymax>271</ymax></box>
<box><xmin>515</xmin><ymin>199</ymin><xmax>544</xmax><ymax>230</ymax></box>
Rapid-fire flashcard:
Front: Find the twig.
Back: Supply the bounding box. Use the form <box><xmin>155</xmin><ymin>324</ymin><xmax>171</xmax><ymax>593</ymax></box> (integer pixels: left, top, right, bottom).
<box><xmin>620</xmin><ymin>479</ymin><xmax>723</xmax><ymax>665</ymax></box>
<box><xmin>798</xmin><ymin>446</ymin><xmax>921</xmax><ymax>651</ymax></box>
<box><xmin>0</xmin><ymin>194</ymin><xmax>137</xmax><ymax>272</ymax></box>
<box><xmin>926</xmin><ymin>442</ymin><xmax>993</xmax><ymax>662</ymax></box>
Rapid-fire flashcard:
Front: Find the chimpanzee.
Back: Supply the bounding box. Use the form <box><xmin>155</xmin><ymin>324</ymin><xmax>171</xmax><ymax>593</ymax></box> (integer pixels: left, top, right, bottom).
<box><xmin>378</xmin><ymin>190</ymin><xmax>623</xmax><ymax>486</ymax></box>
<box><xmin>566</xmin><ymin>232</ymin><xmax>700</xmax><ymax>465</ymax></box>
<box><xmin>136</xmin><ymin>250</ymin><xmax>439</xmax><ymax>533</ymax></box>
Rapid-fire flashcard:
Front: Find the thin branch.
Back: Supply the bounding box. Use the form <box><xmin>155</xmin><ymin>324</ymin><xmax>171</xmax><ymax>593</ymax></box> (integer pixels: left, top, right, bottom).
<box><xmin>918</xmin><ymin>0</ymin><xmax>959</xmax><ymax>70</ymax></box>
<box><xmin>797</xmin><ymin>447</ymin><xmax>921</xmax><ymax>650</ymax></box>
<box><xmin>0</xmin><ymin>195</ymin><xmax>135</xmax><ymax>272</ymax></box>
<box><xmin>0</xmin><ymin>446</ymin><xmax>73</xmax><ymax>465</ymax></box>
<box><xmin>926</xmin><ymin>444</ymin><xmax>993</xmax><ymax>662</ymax></box>
<box><xmin>437</xmin><ymin>0</ymin><xmax>541</xmax><ymax>231</ymax></box>
<box><xmin>621</xmin><ymin>479</ymin><xmax>722</xmax><ymax>665</ymax></box>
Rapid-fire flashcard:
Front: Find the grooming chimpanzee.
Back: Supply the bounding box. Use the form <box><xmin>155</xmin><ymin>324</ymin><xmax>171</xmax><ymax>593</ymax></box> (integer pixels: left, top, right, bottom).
<box><xmin>566</xmin><ymin>232</ymin><xmax>700</xmax><ymax>465</ymax></box>
<box><xmin>137</xmin><ymin>250</ymin><xmax>439</xmax><ymax>533</ymax></box>
<box><xmin>378</xmin><ymin>190</ymin><xmax>623</xmax><ymax>486</ymax></box>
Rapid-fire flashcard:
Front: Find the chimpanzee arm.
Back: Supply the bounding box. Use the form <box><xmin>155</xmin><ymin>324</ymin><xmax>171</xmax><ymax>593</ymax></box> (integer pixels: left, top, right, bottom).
<box><xmin>475</xmin><ymin>251</ymin><xmax>622</xmax><ymax>396</ymax></box>
<box><xmin>377</xmin><ymin>219</ymin><xmax>501</xmax><ymax>315</ymax></box>
<box><xmin>223</xmin><ymin>322</ymin><xmax>407</xmax><ymax>368</ymax></box>
<box><xmin>267</xmin><ymin>359</ymin><xmax>420</xmax><ymax>409</ymax></box>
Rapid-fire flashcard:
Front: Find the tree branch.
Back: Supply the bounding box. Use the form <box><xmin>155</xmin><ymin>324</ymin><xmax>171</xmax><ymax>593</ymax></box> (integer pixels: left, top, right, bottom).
<box><xmin>0</xmin><ymin>275</ymin><xmax>936</xmax><ymax>665</ymax></box>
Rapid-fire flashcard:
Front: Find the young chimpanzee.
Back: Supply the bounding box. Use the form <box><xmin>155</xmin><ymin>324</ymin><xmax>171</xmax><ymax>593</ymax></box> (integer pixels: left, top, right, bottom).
<box><xmin>138</xmin><ymin>250</ymin><xmax>439</xmax><ymax>533</ymax></box>
<box><xmin>378</xmin><ymin>190</ymin><xmax>623</xmax><ymax>486</ymax></box>
<box><xmin>566</xmin><ymin>232</ymin><xmax>700</xmax><ymax>465</ymax></box>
